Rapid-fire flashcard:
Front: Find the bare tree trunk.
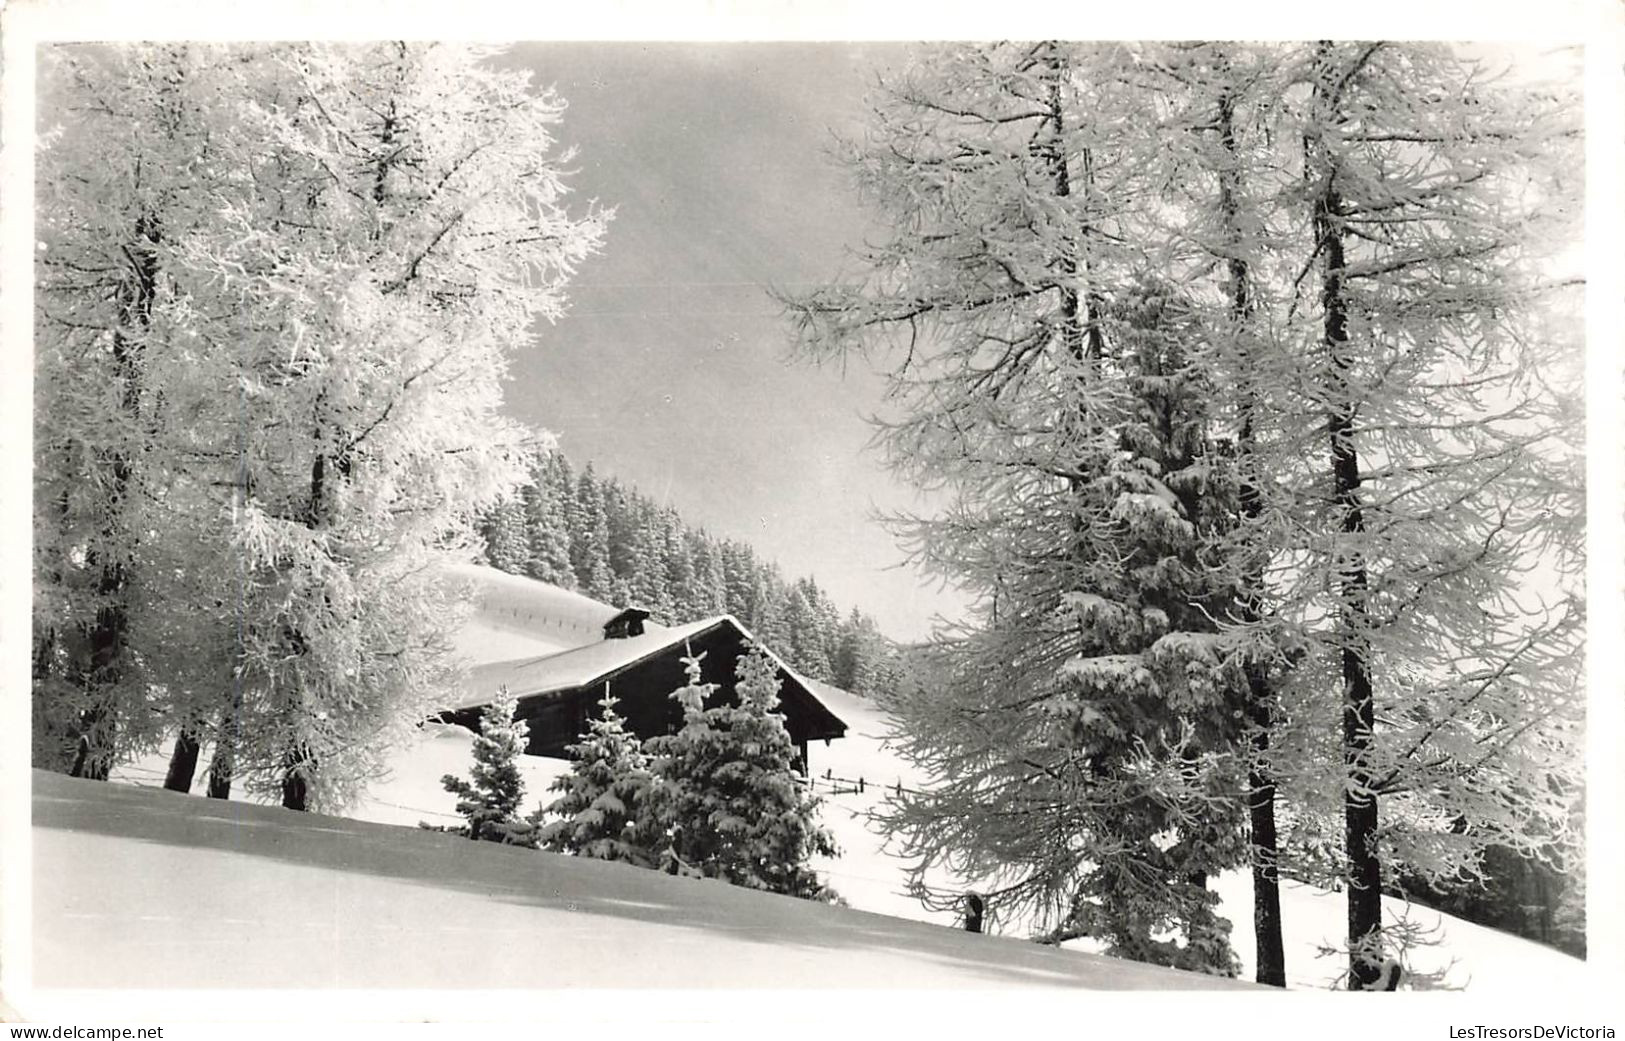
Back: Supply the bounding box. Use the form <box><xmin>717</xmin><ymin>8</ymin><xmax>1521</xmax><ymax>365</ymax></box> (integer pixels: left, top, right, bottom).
<box><xmin>1037</xmin><ymin>45</ymin><xmax>1104</xmax><ymax>370</ymax></box>
<box><xmin>1246</xmin><ymin>702</ymin><xmax>1286</xmax><ymax>987</ymax></box>
<box><xmin>281</xmin><ymin>741</ymin><xmax>312</xmax><ymax>811</ymax></box>
<box><xmin>1311</xmin><ymin>42</ymin><xmax>1384</xmax><ymax>990</ymax></box>
<box><xmin>206</xmin><ymin>760</ymin><xmax>233</xmax><ymax>800</ymax></box>
<box><xmin>164</xmin><ymin>727</ymin><xmax>201</xmax><ymax>792</ymax></box>
<box><xmin>275</xmin><ymin>422</ymin><xmax>341</xmax><ymax>810</ymax></box>
<box><xmin>206</xmin><ymin>709</ymin><xmax>237</xmax><ymax>800</ymax></box>
<box><xmin>1215</xmin><ymin>77</ymin><xmax>1287</xmax><ymax>989</ymax></box>
<box><xmin>69</xmin><ymin>210</ymin><xmax>162</xmax><ymax>780</ymax></box>
<box><xmin>70</xmin><ymin>476</ymin><xmax>132</xmax><ymax>782</ymax></box>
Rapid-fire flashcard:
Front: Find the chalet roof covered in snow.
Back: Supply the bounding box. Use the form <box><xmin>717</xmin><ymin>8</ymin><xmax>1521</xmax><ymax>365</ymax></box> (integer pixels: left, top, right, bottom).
<box><xmin>452</xmin><ymin>615</ymin><xmax>722</xmax><ymax>710</ymax></box>
<box><xmin>445</xmin><ymin>561</ymin><xmax>666</xmax><ymax>664</ymax></box>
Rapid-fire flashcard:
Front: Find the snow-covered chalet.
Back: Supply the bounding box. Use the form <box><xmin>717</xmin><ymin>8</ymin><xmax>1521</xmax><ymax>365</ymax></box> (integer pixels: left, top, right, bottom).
<box><xmin>441</xmin><ymin>563</ymin><xmax>848</xmax><ymax>773</ymax></box>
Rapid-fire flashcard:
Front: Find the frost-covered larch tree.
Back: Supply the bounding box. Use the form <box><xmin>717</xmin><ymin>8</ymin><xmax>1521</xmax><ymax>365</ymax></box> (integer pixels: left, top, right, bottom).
<box><xmin>1122</xmin><ymin>40</ymin><xmax>1300</xmax><ymax>986</ymax></box>
<box><xmin>1258</xmin><ymin>41</ymin><xmax>1585</xmax><ymax>988</ymax></box>
<box><xmin>182</xmin><ymin>43</ymin><xmax>607</xmax><ymax>811</ymax></box>
<box><xmin>34</xmin><ymin>43</ymin><xmax>609</xmax><ymax>811</ymax></box>
<box><xmin>35</xmin><ymin>46</ymin><xmax>205</xmax><ymax>779</ymax></box>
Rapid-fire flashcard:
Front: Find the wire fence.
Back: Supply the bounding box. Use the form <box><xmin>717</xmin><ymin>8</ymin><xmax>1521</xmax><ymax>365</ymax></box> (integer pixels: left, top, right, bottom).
<box><xmin>799</xmin><ymin>769</ymin><xmax>931</xmax><ymax>800</ymax></box>
<box><xmin>371</xmin><ymin>797</ymin><xmax>463</xmax><ymax>822</ymax></box>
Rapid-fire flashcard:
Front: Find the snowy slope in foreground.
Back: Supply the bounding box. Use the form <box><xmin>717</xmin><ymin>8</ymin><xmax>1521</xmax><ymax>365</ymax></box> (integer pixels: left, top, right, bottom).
<box><xmin>113</xmin><ymin>688</ymin><xmax>1584</xmax><ymax>991</ymax></box>
<box><xmin>34</xmin><ymin>770</ymin><xmax>1250</xmax><ymax>991</ymax></box>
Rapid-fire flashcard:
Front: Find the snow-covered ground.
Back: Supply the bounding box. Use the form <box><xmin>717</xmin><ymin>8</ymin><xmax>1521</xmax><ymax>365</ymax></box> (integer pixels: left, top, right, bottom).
<box><xmin>104</xmin><ymin>684</ymin><xmax>1585</xmax><ymax>992</ymax></box>
<box><xmin>33</xmin><ymin>769</ymin><xmax>1249</xmax><ymax>993</ymax></box>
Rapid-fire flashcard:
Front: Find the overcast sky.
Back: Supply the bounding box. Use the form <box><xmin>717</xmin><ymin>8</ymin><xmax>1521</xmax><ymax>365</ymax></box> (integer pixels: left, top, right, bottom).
<box><xmin>497</xmin><ymin>43</ymin><xmax>968</xmax><ymax>641</ymax></box>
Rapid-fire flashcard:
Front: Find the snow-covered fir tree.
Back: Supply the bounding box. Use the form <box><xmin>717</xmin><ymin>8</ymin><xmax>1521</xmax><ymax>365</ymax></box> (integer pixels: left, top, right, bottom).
<box><xmin>783</xmin><ymin>43</ymin><xmax>1253</xmax><ymax>974</ymax></box>
<box><xmin>480</xmin><ymin>499</ymin><xmax>530</xmax><ymax>574</ymax></box>
<box><xmin>689</xmin><ymin>533</ymin><xmax>731</xmax><ymax>618</ymax></box>
<box><xmin>783</xmin><ymin>583</ymin><xmax>833</xmax><ymax>682</ymax></box>
<box><xmin>523</xmin><ymin>453</ymin><xmax>576</xmax><ymax>586</ymax></box>
<box><xmin>1028</xmin><ymin>279</ymin><xmax>1253</xmax><ymax>976</ymax></box>
<box><xmin>602</xmin><ymin>477</ymin><xmax>638</xmax><ymax>580</ymax></box>
<box><xmin>626</xmin><ymin>501</ymin><xmax>676</xmax><ymax>622</ymax></box>
<box><xmin>643</xmin><ymin>646</ymin><xmax>838</xmax><ymax>899</ymax></box>
<box><xmin>570</xmin><ymin>465</ymin><xmax>617</xmax><ymax>602</ymax></box>
<box><xmin>722</xmin><ymin>643</ymin><xmax>840</xmax><ymax>899</ymax></box>
<box><xmin>833</xmin><ymin>609</ymin><xmax>885</xmax><ymax>696</ymax></box>
<box><xmin>441</xmin><ymin>692</ymin><xmax>538</xmax><ymax>845</ymax></box>
<box><xmin>720</xmin><ymin>541</ymin><xmax>759</xmax><ymax>622</ymax></box>
<box><xmin>749</xmin><ymin>572</ymin><xmax>792</xmax><ymax>650</ymax></box>
<box><xmin>535</xmin><ymin>691</ymin><xmax>659</xmax><ymax>866</ymax></box>
<box><xmin>662</xmin><ymin>510</ymin><xmax>702</xmax><ymax>621</ymax></box>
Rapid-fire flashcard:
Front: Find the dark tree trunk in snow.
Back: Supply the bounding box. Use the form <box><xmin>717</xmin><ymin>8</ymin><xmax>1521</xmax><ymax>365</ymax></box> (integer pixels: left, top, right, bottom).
<box><xmin>164</xmin><ymin>727</ymin><xmax>201</xmax><ymax>792</ymax></box>
<box><xmin>1214</xmin><ymin>79</ymin><xmax>1286</xmax><ymax>988</ymax></box>
<box><xmin>1037</xmin><ymin>47</ymin><xmax>1107</xmax><ymax>369</ymax></box>
<box><xmin>206</xmin><ymin>762</ymin><xmax>232</xmax><ymax>800</ymax></box>
<box><xmin>72</xmin><ymin>485</ymin><xmax>133</xmax><ymax>781</ymax></box>
<box><xmin>282</xmin><ymin>770</ymin><xmax>310</xmax><ymax>811</ymax></box>
<box><xmin>282</xmin><ymin>742</ymin><xmax>313</xmax><ymax>811</ymax></box>
<box><xmin>71</xmin><ymin>538</ymin><xmax>134</xmax><ymax>781</ymax></box>
<box><xmin>276</xmin><ymin>428</ymin><xmax>348</xmax><ymax>810</ymax></box>
<box><xmin>68</xmin><ymin>210</ymin><xmax>162</xmax><ymax>781</ymax></box>
<box><xmin>1246</xmin><ymin>700</ymin><xmax>1286</xmax><ymax>987</ymax></box>
<box><xmin>964</xmin><ymin>892</ymin><xmax>985</xmax><ymax>933</ymax></box>
<box><xmin>1311</xmin><ymin>44</ymin><xmax>1384</xmax><ymax>988</ymax></box>
<box><xmin>1039</xmin><ymin>52</ymin><xmax>1084</xmax><ymax>367</ymax></box>
<box><xmin>207</xmin><ymin>709</ymin><xmax>238</xmax><ymax>800</ymax></box>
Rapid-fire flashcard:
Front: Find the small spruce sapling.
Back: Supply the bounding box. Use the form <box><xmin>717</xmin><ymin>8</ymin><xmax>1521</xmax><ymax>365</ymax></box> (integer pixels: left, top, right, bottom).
<box><xmin>441</xmin><ymin>691</ymin><xmax>536</xmax><ymax>846</ymax></box>
<box><xmin>536</xmin><ymin>690</ymin><xmax>659</xmax><ymax>866</ymax></box>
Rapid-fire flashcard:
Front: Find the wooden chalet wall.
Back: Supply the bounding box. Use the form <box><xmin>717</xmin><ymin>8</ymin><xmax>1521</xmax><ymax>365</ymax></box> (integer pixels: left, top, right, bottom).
<box><xmin>443</xmin><ymin>621</ymin><xmax>844</xmax><ymax>774</ymax></box>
